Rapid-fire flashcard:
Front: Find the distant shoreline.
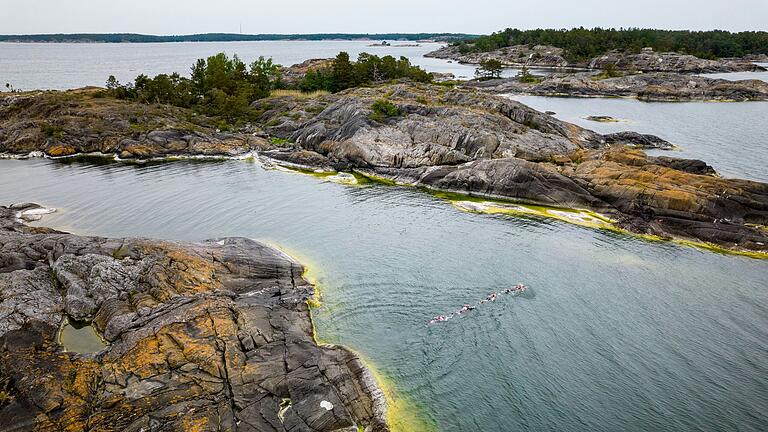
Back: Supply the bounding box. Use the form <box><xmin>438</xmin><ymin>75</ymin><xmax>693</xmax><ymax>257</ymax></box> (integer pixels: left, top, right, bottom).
<box><xmin>0</xmin><ymin>32</ymin><xmax>475</xmax><ymax>44</ymax></box>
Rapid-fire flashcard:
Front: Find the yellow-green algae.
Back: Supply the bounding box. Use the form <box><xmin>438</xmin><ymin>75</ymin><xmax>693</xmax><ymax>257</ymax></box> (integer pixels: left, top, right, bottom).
<box><xmin>262</xmin><ymin>241</ymin><xmax>434</xmax><ymax>430</ymax></box>
<box><xmin>356</xmin><ymin>352</ymin><xmax>437</xmax><ymax>432</ymax></box>
<box><xmin>268</xmin><ymin>165</ymin><xmax>768</xmax><ymax>260</ymax></box>
<box><xmin>261</xmin><ymin>160</ymin><xmax>373</xmax><ymax>186</ymax></box>
<box><xmin>449</xmin><ymin>197</ymin><xmax>615</xmax><ymax>231</ymax></box>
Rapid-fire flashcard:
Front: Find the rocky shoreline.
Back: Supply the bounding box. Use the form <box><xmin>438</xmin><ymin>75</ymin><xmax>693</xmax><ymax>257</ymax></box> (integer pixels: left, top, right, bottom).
<box><xmin>463</xmin><ymin>72</ymin><xmax>768</xmax><ymax>101</ymax></box>
<box><xmin>2</xmin><ymin>84</ymin><xmax>768</xmax><ymax>256</ymax></box>
<box><xmin>0</xmin><ymin>204</ymin><xmax>389</xmax><ymax>431</ymax></box>
<box><xmin>425</xmin><ymin>44</ymin><xmax>570</xmax><ymax>68</ymax></box>
<box><xmin>426</xmin><ymin>44</ymin><xmax>766</xmax><ymax>73</ymax></box>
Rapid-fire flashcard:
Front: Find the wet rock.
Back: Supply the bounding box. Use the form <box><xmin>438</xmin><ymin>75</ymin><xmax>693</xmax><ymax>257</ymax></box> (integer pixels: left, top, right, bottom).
<box><xmin>586</xmin><ymin>115</ymin><xmax>619</xmax><ymax>123</ymax></box>
<box><xmin>0</xmin><ymin>206</ymin><xmax>388</xmax><ymax>432</ymax></box>
<box><xmin>603</xmin><ymin>131</ymin><xmax>675</xmax><ymax>150</ymax></box>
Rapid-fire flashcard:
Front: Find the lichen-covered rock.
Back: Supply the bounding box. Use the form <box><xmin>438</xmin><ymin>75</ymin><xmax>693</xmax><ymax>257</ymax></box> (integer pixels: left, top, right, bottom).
<box><xmin>0</xmin><ymin>89</ymin><xmax>261</xmax><ymax>159</ymax></box>
<box><xmin>561</xmin><ymin>148</ymin><xmax>768</xmax><ymax>251</ymax></box>
<box><xmin>0</xmin><ymin>206</ymin><xmax>388</xmax><ymax>432</ymax></box>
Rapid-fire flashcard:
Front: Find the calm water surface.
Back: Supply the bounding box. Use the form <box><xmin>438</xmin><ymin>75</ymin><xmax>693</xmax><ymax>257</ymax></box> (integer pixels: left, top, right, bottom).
<box><xmin>0</xmin><ymin>41</ymin><xmax>559</xmax><ymax>90</ymax></box>
<box><xmin>1</xmin><ymin>158</ymin><xmax>766</xmax><ymax>431</ymax></box>
<box><xmin>509</xmin><ymin>95</ymin><xmax>768</xmax><ymax>183</ymax></box>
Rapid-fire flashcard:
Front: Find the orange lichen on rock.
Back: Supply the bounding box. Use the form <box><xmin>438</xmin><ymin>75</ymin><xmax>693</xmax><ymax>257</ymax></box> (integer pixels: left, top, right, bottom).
<box><xmin>46</xmin><ymin>145</ymin><xmax>77</xmax><ymax>157</ymax></box>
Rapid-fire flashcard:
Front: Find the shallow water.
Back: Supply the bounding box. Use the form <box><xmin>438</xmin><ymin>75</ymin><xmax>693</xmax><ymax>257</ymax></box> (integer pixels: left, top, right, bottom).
<box><xmin>1</xmin><ymin>158</ymin><xmax>766</xmax><ymax>431</ymax></box>
<box><xmin>0</xmin><ymin>40</ymin><xmax>560</xmax><ymax>90</ymax></box>
<box><xmin>508</xmin><ymin>95</ymin><xmax>768</xmax><ymax>183</ymax></box>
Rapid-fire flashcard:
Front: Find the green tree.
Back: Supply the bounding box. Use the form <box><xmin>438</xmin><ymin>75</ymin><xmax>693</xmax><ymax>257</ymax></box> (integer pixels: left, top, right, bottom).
<box><xmin>475</xmin><ymin>59</ymin><xmax>504</xmax><ymax>79</ymax></box>
<box><xmin>106</xmin><ymin>52</ymin><xmax>283</xmax><ymax>124</ymax></box>
<box><xmin>249</xmin><ymin>56</ymin><xmax>282</xmax><ymax>99</ymax></box>
<box><xmin>331</xmin><ymin>52</ymin><xmax>356</xmax><ymax>92</ymax></box>
<box><xmin>106</xmin><ymin>75</ymin><xmax>120</xmax><ymax>91</ymax></box>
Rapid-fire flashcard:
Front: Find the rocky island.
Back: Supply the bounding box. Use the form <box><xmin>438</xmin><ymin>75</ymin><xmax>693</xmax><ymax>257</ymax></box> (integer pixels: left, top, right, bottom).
<box><xmin>2</xmin><ymin>83</ymin><xmax>767</xmax><ymax>257</ymax></box>
<box><xmin>427</xmin><ymin>44</ymin><xmax>764</xmax><ymax>73</ymax></box>
<box><xmin>0</xmin><ymin>204</ymin><xmax>388</xmax><ymax>431</ymax></box>
<box><xmin>463</xmin><ymin>72</ymin><xmax>768</xmax><ymax>101</ymax></box>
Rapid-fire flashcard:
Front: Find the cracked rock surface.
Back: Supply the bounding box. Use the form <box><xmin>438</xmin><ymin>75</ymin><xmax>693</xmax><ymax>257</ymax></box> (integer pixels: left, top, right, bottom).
<box><xmin>0</xmin><ymin>205</ymin><xmax>387</xmax><ymax>432</ymax></box>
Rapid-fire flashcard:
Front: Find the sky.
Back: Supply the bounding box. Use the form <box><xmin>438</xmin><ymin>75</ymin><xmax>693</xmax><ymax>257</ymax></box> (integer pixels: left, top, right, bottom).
<box><xmin>4</xmin><ymin>0</ymin><xmax>768</xmax><ymax>35</ymax></box>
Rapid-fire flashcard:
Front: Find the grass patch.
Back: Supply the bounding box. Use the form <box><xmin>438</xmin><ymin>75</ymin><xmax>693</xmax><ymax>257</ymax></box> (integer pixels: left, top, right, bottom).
<box><xmin>269</xmin><ymin>137</ymin><xmax>291</xmax><ymax>146</ymax></box>
<box><xmin>270</xmin><ymin>89</ymin><xmax>329</xmax><ymax>99</ymax></box>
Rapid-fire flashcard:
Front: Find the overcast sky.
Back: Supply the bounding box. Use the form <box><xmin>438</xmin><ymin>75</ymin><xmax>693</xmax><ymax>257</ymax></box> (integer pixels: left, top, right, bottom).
<box><xmin>5</xmin><ymin>0</ymin><xmax>768</xmax><ymax>34</ymax></box>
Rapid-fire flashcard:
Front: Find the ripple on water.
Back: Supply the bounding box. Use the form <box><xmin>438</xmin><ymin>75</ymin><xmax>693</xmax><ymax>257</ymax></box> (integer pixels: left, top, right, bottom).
<box><xmin>2</xmin><ymin>158</ymin><xmax>768</xmax><ymax>431</ymax></box>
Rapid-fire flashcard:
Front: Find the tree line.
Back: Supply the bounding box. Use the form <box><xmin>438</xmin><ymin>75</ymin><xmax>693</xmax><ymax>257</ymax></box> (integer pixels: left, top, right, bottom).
<box><xmin>454</xmin><ymin>28</ymin><xmax>768</xmax><ymax>61</ymax></box>
<box><xmin>105</xmin><ymin>51</ymin><xmax>433</xmax><ymax>125</ymax></box>
<box><xmin>300</xmin><ymin>52</ymin><xmax>432</xmax><ymax>92</ymax></box>
<box><xmin>0</xmin><ymin>33</ymin><xmax>474</xmax><ymax>43</ymax></box>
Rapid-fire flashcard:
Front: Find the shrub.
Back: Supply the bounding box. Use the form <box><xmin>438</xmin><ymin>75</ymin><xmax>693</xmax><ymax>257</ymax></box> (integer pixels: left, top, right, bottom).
<box><xmin>517</xmin><ymin>66</ymin><xmax>542</xmax><ymax>84</ymax></box>
<box><xmin>39</xmin><ymin>122</ymin><xmax>65</xmax><ymax>139</ymax></box>
<box><xmin>369</xmin><ymin>99</ymin><xmax>400</xmax><ymax>122</ymax></box>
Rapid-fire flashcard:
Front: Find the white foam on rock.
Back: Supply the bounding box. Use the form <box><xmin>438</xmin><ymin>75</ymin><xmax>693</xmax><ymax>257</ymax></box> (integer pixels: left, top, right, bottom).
<box><xmin>319</xmin><ymin>400</ymin><xmax>334</xmax><ymax>411</ymax></box>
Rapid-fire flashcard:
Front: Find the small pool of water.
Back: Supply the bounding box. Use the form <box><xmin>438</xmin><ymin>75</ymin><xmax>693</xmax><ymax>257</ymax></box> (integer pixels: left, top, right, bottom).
<box><xmin>59</xmin><ymin>318</ymin><xmax>107</xmax><ymax>354</ymax></box>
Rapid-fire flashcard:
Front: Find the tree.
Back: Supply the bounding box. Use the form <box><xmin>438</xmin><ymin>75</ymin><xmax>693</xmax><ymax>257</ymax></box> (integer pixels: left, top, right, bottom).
<box><xmin>249</xmin><ymin>56</ymin><xmax>282</xmax><ymax>99</ymax></box>
<box><xmin>331</xmin><ymin>52</ymin><xmax>356</xmax><ymax>92</ymax></box>
<box><xmin>105</xmin><ymin>52</ymin><xmax>283</xmax><ymax>124</ymax></box>
<box><xmin>475</xmin><ymin>59</ymin><xmax>504</xmax><ymax>79</ymax></box>
<box><xmin>106</xmin><ymin>75</ymin><xmax>120</xmax><ymax>91</ymax></box>
<box><xmin>299</xmin><ymin>52</ymin><xmax>432</xmax><ymax>93</ymax></box>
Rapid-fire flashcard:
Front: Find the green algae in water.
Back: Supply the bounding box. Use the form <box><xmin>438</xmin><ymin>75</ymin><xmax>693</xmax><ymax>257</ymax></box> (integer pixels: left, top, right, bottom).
<box><xmin>59</xmin><ymin>318</ymin><xmax>107</xmax><ymax>354</ymax></box>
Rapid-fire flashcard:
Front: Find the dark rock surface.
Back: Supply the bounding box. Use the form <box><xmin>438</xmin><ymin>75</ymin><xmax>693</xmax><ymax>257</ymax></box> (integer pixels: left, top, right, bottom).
<box><xmin>0</xmin><ymin>205</ymin><xmax>388</xmax><ymax>432</ymax></box>
<box><xmin>464</xmin><ymin>72</ymin><xmax>768</xmax><ymax>101</ymax></box>
<box><xmin>562</xmin><ymin>148</ymin><xmax>768</xmax><ymax>251</ymax></box>
<box><xmin>602</xmin><ymin>132</ymin><xmax>675</xmax><ymax>150</ymax></box>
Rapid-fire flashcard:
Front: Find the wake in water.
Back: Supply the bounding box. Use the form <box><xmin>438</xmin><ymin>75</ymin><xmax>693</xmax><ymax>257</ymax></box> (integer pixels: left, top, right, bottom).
<box><xmin>428</xmin><ymin>284</ymin><xmax>528</xmax><ymax>325</ymax></box>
